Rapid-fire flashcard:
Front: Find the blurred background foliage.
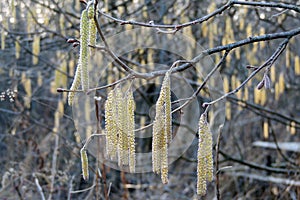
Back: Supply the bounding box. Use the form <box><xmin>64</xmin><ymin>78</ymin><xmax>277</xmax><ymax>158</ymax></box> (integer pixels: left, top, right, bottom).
<box><xmin>0</xmin><ymin>0</ymin><xmax>300</xmax><ymax>199</ymax></box>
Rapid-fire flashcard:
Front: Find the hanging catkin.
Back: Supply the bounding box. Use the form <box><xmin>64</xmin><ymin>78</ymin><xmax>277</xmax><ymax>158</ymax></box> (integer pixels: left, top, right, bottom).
<box><xmin>80</xmin><ymin>148</ymin><xmax>89</xmax><ymax>181</ymax></box>
<box><xmin>88</xmin><ymin>5</ymin><xmax>97</xmax><ymax>56</ymax></box>
<box><xmin>127</xmin><ymin>89</ymin><xmax>136</xmax><ymax>173</ymax></box>
<box><xmin>68</xmin><ymin>64</ymin><xmax>81</xmax><ymax>105</ymax></box>
<box><xmin>80</xmin><ymin>9</ymin><xmax>89</xmax><ymax>92</ymax></box>
<box><xmin>152</xmin><ymin>71</ymin><xmax>172</xmax><ymax>184</ymax></box>
<box><xmin>105</xmin><ymin>89</ymin><xmax>118</xmax><ymax>159</ymax></box>
<box><xmin>197</xmin><ymin>113</ymin><xmax>213</xmax><ymax>195</ymax></box>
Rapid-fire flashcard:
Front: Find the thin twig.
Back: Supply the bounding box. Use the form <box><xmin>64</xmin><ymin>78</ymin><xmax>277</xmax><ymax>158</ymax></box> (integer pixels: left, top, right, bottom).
<box><xmin>215</xmin><ymin>125</ymin><xmax>224</xmax><ymax>200</ymax></box>
<box><xmin>219</xmin><ymin>150</ymin><xmax>299</xmax><ymax>174</ymax></box>
<box><xmin>172</xmin><ymin>50</ymin><xmax>230</xmax><ymax>114</ymax></box>
<box><xmin>33</xmin><ymin>174</ymin><xmax>46</xmax><ymax>200</ymax></box>
<box><xmin>99</xmin><ymin>1</ymin><xmax>300</xmax><ymax>30</ymax></box>
<box><xmin>203</xmin><ymin>38</ymin><xmax>289</xmax><ymax>107</ymax></box>
<box><xmin>48</xmin><ymin>133</ymin><xmax>59</xmax><ymax>200</ymax></box>
<box><xmin>269</xmin><ymin>124</ymin><xmax>299</xmax><ymax>167</ymax></box>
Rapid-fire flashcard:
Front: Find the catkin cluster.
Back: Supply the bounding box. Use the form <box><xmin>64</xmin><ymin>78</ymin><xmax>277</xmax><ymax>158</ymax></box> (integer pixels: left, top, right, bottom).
<box><xmin>197</xmin><ymin>113</ymin><xmax>213</xmax><ymax>196</ymax></box>
<box><xmin>152</xmin><ymin>72</ymin><xmax>172</xmax><ymax>184</ymax></box>
<box><xmin>68</xmin><ymin>3</ymin><xmax>97</xmax><ymax>105</ymax></box>
<box><xmin>105</xmin><ymin>87</ymin><xmax>136</xmax><ymax>172</ymax></box>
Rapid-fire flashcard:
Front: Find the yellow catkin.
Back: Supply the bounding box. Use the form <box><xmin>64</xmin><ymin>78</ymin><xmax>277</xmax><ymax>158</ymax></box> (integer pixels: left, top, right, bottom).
<box><xmin>1</xmin><ymin>30</ymin><xmax>6</xmax><ymax>50</ymax></box>
<box><xmin>294</xmin><ymin>56</ymin><xmax>300</xmax><ymax>75</ymax></box>
<box><xmin>225</xmin><ymin>101</ymin><xmax>231</xmax><ymax>120</ymax></box>
<box><xmin>231</xmin><ymin>75</ymin><xmax>236</xmax><ymax>90</ymax></box>
<box><xmin>80</xmin><ymin>9</ymin><xmax>89</xmax><ymax>92</ymax></box>
<box><xmin>246</xmin><ymin>24</ymin><xmax>252</xmax><ymax>37</ymax></box>
<box><xmin>235</xmin><ymin>47</ymin><xmax>240</xmax><ymax>60</ymax></box>
<box><xmin>127</xmin><ymin>89</ymin><xmax>136</xmax><ymax>173</ymax></box>
<box><xmin>286</xmin><ymin>48</ymin><xmax>290</xmax><ymax>68</ymax></box>
<box><xmin>15</xmin><ymin>37</ymin><xmax>20</xmax><ymax>59</ymax></box>
<box><xmin>259</xmin><ymin>27</ymin><xmax>266</xmax><ymax>49</ymax></box>
<box><xmin>254</xmin><ymin>88</ymin><xmax>260</xmax><ymax>105</ymax></box>
<box><xmin>88</xmin><ymin>5</ymin><xmax>97</xmax><ymax>56</ymax></box>
<box><xmin>243</xmin><ymin>87</ymin><xmax>249</xmax><ymax>101</ymax></box>
<box><xmin>275</xmin><ymin>82</ymin><xmax>280</xmax><ymax>100</ymax></box>
<box><xmin>152</xmin><ymin>72</ymin><xmax>172</xmax><ymax>183</ymax></box>
<box><xmin>59</xmin><ymin>14</ymin><xmax>65</xmax><ymax>35</ymax></box>
<box><xmin>270</xmin><ymin>66</ymin><xmax>276</xmax><ymax>83</ymax></box>
<box><xmin>116</xmin><ymin>88</ymin><xmax>129</xmax><ymax>166</ymax></box>
<box><xmin>202</xmin><ymin>22</ymin><xmax>208</xmax><ymax>38</ymax></box>
<box><xmin>290</xmin><ymin>121</ymin><xmax>296</xmax><ymax>135</ymax></box>
<box><xmin>32</xmin><ymin>35</ymin><xmax>40</xmax><ymax>65</ymax></box>
<box><xmin>197</xmin><ymin>114</ymin><xmax>213</xmax><ymax>195</ymax></box>
<box><xmin>278</xmin><ymin>72</ymin><xmax>285</xmax><ymax>94</ymax></box>
<box><xmin>57</xmin><ymin>100</ymin><xmax>64</xmax><ymax>118</ymax></box>
<box><xmin>80</xmin><ymin>148</ymin><xmax>89</xmax><ymax>181</ymax></box>
<box><xmin>164</xmin><ymin>72</ymin><xmax>172</xmax><ymax>143</ymax></box>
<box><xmin>261</xmin><ymin>89</ymin><xmax>267</xmax><ymax>105</ymax></box>
<box><xmin>263</xmin><ymin>121</ymin><xmax>269</xmax><ymax>139</ymax></box>
<box><xmin>68</xmin><ymin>64</ymin><xmax>81</xmax><ymax>106</ymax></box>
<box><xmin>223</xmin><ymin>76</ymin><xmax>230</xmax><ymax>93</ymax></box>
<box><xmin>236</xmin><ymin>79</ymin><xmax>242</xmax><ymax>99</ymax></box>
<box><xmin>105</xmin><ymin>89</ymin><xmax>118</xmax><ymax>159</ymax></box>
<box><xmin>37</xmin><ymin>71</ymin><xmax>43</xmax><ymax>87</ymax></box>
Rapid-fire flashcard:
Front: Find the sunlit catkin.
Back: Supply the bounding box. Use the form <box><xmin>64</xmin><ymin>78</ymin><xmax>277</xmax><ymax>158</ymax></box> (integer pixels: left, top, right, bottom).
<box><xmin>68</xmin><ymin>64</ymin><xmax>81</xmax><ymax>106</ymax></box>
<box><xmin>115</xmin><ymin>88</ymin><xmax>129</xmax><ymax>167</ymax></box>
<box><xmin>80</xmin><ymin>148</ymin><xmax>89</xmax><ymax>181</ymax></box>
<box><xmin>152</xmin><ymin>72</ymin><xmax>172</xmax><ymax>184</ymax></box>
<box><xmin>278</xmin><ymin>72</ymin><xmax>285</xmax><ymax>94</ymax></box>
<box><xmin>15</xmin><ymin>37</ymin><xmax>20</xmax><ymax>59</ymax></box>
<box><xmin>88</xmin><ymin>5</ymin><xmax>97</xmax><ymax>56</ymax></box>
<box><xmin>32</xmin><ymin>35</ymin><xmax>40</xmax><ymax>65</ymax></box>
<box><xmin>164</xmin><ymin>72</ymin><xmax>172</xmax><ymax>143</ymax></box>
<box><xmin>80</xmin><ymin>9</ymin><xmax>89</xmax><ymax>92</ymax></box>
<box><xmin>105</xmin><ymin>89</ymin><xmax>118</xmax><ymax>159</ymax></box>
<box><xmin>263</xmin><ymin>121</ymin><xmax>269</xmax><ymax>139</ymax></box>
<box><xmin>290</xmin><ymin>121</ymin><xmax>296</xmax><ymax>135</ymax></box>
<box><xmin>197</xmin><ymin>113</ymin><xmax>213</xmax><ymax>195</ymax></box>
<box><xmin>295</xmin><ymin>56</ymin><xmax>300</xmax><ymax>75</ymax></box>
<box><xmin>127</xmin><ymin>89</ymin><xmax>136</xmax><ymax>173</ymax></box>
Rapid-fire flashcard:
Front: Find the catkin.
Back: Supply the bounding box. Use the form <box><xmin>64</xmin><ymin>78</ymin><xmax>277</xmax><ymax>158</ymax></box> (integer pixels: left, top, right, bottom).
<box><xmin>80</xmin><ymin>9</ymin><xmax>89</xmax><ymax>92</ymax></box>
<box><xmin>68</xmin><ymin>64</ymin><xmax>81</xmax><ymax>106</ymax></box>
<box><xmin>197</xmin><ymin>113</ymin><xmax>214</xmax><ymax>195</ymax></box>
<box><xmin>105</xmin><ymin>89</ymin><xmax>118</xmax><ymax>159</ymax></box>
<box><xmin>127</xmin><ymin>89</ymin><xmax>136</xmax><ymax>173</ymax></box>
<box><xmin>295</xmin><ymin>56</ymin><xmax>300</xmax><ymax>75</ymax></box>
<box><xmin>32</xmin><ymin>35</ymin><xmax>40</xmax><ymax>65</ymax></box>
<box><xmin>15</xmin><ymin>38</ymin><xmax>20</xmax><ymax>59</ymax></box>
<box><xmin>88</xmin><ymin>5</ymin><xmax>97</xmax><ymax>56</ymax></box>
<box><xmin>117</xmin><ymin>87</ymin><xmax>129</xmax><ymax>166</ymax></box>
<box><xmin>152</xmin><ymin>72</ymin><xmax>172</xmax><ymax>184</ymax></box>
<box><xmin>80</xmin><ymin>148</ymin><xmax>89</xmax><ymax>181</ymax></box>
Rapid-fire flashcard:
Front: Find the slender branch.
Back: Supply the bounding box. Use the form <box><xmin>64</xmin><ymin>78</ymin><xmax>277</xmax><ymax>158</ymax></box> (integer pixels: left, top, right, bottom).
<box><xmin>269</xmin><ymin>124</ymin><xmax>299</xmax><ymax>167</ymax></box>
<box><xmin>231</xmin><ymin>0</ymin><xmax>300</xmax><ymax>13</ymax></box>
<box><xmin>215</xmin><ymin>125</ymin><xmax>224</xmax><ymax>200</ymax></box>
<box><xmin>99</xmin><ymin>0</ymin><xmax>300</xmax><ymax>30</ymax></box>
<box><xmin>203</xmin><ymin>38</ymin><xmax>289</xmax><ymax>107</ymax></box>
<box><xmin>48</xmin><ymin>134</ymin><xmax>59</xmax><ymax>200</ymax></box>
<box><xmin>172</xmin><ymin>50</ymin><xmax>230</xmax><ymax>114</ymax></box>
<box><xmin>219</xmin><ymin>150</ymin><xmax>299</xmax><ymax>174</ymax></box>
<box><xmin>33</xmin><ymin>174</ymin><xmax>46</xmax><ymax>200</ymax></box>
<box><xmin>87</xmin><ymin>74</ymin><xmax>132</xmax><ymax>94</ymax></box>
<box><xmin>228</xmin><ymin>97</ymin><xmax>300</xmax><ymax>128</ymax></box>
